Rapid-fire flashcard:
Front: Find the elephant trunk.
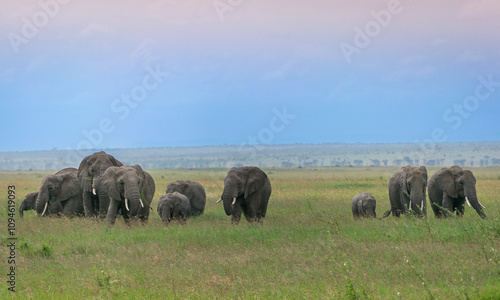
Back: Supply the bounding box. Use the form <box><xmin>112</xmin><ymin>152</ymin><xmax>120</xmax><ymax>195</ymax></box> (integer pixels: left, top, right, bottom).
<box><xmin>221</xmin><ymin>187</ymin><xmax>236</xmax><ymax>216</ymax></box>
<box><xmin>173</xmin><ymin>204</ymin><xmax>180</xmax><ymax>221</ymax></box>
<box><xmin>93</xmin><ymin>177</ymin><xmax>111</xmax><ymax>218</ymax></box>
<box><xmin>409</xmin><ymin>188</ymin><xmax>425</xmax><ymax>216</ymax></box>
<box><xmin>124</xmin><ymin>190</ymin><xmax>141</xmax><ymax>216</ymax></box>
<box><xmin>365</xmin><ymin>208</ymin><xmax>376</xmax><ymax>218</ymax></box>
<box><xmin>19</xmin><ymin>202</ymin><xmax>26</xmax><ymax>218</ymax></box>
<box><xmin>464</xmin><ymin>186</ymin><xmax>486</xmax><ymax>219</ymax></box>
<box><xmin>35</xmin><ymin>188</ymin><xmax>50</xmax><ymax>216</ymax></box>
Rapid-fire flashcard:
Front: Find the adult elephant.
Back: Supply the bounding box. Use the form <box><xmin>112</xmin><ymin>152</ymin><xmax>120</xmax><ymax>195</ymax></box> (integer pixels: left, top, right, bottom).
<box><xmin>77</xmin><ymin>151</ymin><xmax>123</xmax><ymax>218</ymax></box>
<box><xmin>34</xmin><ymin>167</ymin><xmax>84</xmax><ymax>217</ymax></box>
<box><xmin>351</xmin><ymin>192</ymin><xmax>377</xmax><ymax>219</ymax></box>
<box><xmin>165</xmin><ymin>180</ymin><xmax>206</xmax><ymax>216</ymax></box>
<box><xmin>217</xmin><ymin>166</ymin><xmax>272</xmax><ymax>224</ymax></box>
<box><xmin>19</xmin><ymin>192</ymin><xmax>38</xmax><ymax>218</ymax></box>
<box><xmin>428</xmin><ymin>165</ymin><xmax>486</xmax><ymax>219</ymax></box>
<box><xmin>97</xmin><ymin>165</ymin><xmax>155</xmax><ymax>225</ymax></box>
<box><xmin>383</xmin><ymin>165</ymin><xmax>427</xmax><ymax>218</ymax></box>
<box><xmin>157</xmin><ymin>192</ymin><xmax>191</xmax><ymax>223</ymax></box>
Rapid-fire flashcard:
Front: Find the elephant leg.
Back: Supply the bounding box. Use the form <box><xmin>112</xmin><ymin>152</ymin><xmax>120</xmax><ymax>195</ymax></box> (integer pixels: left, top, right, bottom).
<box><xmin>430</xmin><ymin>200</ymin><xmax>443</xmax><ymax>218</ymax></box>
<box><xmin>231</xmin><ymin>203</ymin><xmax>242</xmax><ymax>224</ymax></box>
<box><xmin>245</xmin><ymin>194</ymin><xmax>261</xmax><ymax>222</ymax></box>
<box><xmin>61</xmin><ymin>197</ymin><xmax>79</xmax><ymax>217</ymax></box>
<box><xmin>62</xmin><ymin>201</ymin><xmax>73</xmax><ymax>217</ymax></box>
<box><xmin>106</xmin><ymin>198</ymin><xmax>120</xmax><ymax>225</ymax></box>
<box><xmin>138</xmin><ymin>207</ymin><xmax>149</xmax><ymax>224</ymax></box>
<box><xmin>455</xmin><ymin>198</ymin><xmax>465</xmax><ymax>217</ymax></box>
<box><xmin>48</xmin><ymin>201</ymin><xmax>64</xmax><ymax>216</ymax></box>
<box><xmin>257</xmin><ymin>197</ymin><xmax>269</xmax><ymax>220</ymax></box>
<box><xmin>442</xmin><ymin>194</ymin><xmax>454</xmax><ymax>217</ymax></box>
<box><xmin>99</xmin><ymin>195</ymin><xmax>110</xmax><ymax>219</ymax></box>
<box><xmin>388</xmin><ymin>182</ymin><xmax>400</xmax><ymax>217</ymax></box>
<box><xmin>82</xmin><ymin>192</ymin><xmax>94</xmax><ymax>218</ymax></box>
<box><xmin>399</xmin><ymin>191</ymin><xmax>411</xmax><ymax>215</ymax></box>
<box><xmin>120</xmin><ymin>203</ymin><xmax>133</xmax><ymax>225</ymax></box>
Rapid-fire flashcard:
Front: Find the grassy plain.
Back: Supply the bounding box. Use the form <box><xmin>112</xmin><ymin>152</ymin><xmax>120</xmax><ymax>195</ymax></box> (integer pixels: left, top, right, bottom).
<box><xmin>0</xmin><ymin>166</ymin><xmax>499</xmax><ymax>299</ymax></box>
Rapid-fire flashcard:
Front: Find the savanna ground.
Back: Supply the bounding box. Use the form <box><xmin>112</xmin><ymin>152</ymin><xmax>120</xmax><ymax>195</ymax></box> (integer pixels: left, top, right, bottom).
<box><xmin>0</xmin><ymin>166</ymin><xmax>499</xmax><ymax>299</ymax></box>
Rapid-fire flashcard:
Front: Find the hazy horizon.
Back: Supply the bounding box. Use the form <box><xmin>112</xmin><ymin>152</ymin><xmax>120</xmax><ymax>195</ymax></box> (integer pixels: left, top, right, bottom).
<box><xmin>1</xmin><ymin>0</ymin><xmax>499</xmax><ymax>152</ymax></box>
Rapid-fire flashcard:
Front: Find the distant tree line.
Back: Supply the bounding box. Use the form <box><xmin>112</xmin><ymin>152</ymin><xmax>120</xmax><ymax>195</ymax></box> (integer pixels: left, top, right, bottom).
<box><xmin>1</xmin><ymin>142</ymin><xmax>499</xmax><ymax>170</ymax></box>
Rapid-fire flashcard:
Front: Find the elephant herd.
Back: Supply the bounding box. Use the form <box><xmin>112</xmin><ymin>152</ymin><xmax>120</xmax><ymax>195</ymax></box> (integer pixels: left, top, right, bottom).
<box><xmin>353</xmin><ymin>165</ymin><xmax>487</xmax><ymax>219</ymax></box>
<box><xmin>19</xmin><ymin>151</ymin><xmax>272</xmax><ymax>225</ymax></box>
<box><xmin>20</xmin><ymin>151</ymin><xmax>486</xmax><ymax>224</ymax></box>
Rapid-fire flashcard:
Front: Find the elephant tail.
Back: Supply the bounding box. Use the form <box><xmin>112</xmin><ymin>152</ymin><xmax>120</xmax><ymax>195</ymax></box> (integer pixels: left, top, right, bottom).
<box><xmin>382</xmin><ymin>209</ymin><xmax>392</xmax><ymax>218</ymax></box>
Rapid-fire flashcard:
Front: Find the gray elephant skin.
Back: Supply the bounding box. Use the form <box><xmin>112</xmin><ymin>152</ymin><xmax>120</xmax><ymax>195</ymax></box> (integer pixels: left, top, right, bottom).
<box><xmin>384</xmin><ymin>165</ymin><xmax>427</xmax><ymax>217</ymax></box>
<box><xmin>19</xmin><ymin>192</ymin><xmax>38</xmax><ymax>218</ymax></box>
<box><xmin>77</xmin><ymin>151</ymin><xmax>123</xmax><ymax>218</ymax></box>
<box><xmin>352</xmin><ymin>192</ymin><xmax>377</xmax><ymax>219</ymax></box>
<box><xmin>218</xmin><ymin>166</ymin><xmax>272</xmax><ymax>224</ymax></box>
<box><xmin>34</xmin><ymin>167</ymin><xmax>84</xmax><ymax>217</ymax></box>
<box><xmin>428</xmin><ymin>165</ymin><xmax>486</xmax><ymax>219</ymax></box>
<box><xmin>98</xmin><ymin>164</ymin><xmax>155</xmax><ymax>225</ymax></box>
<box><xmin>165</xmin><ymin>180</ymin><xmax>206</xmax><ymax>216</ymax></box>
<box><xmin>157</xmin><ymin>192</ymin><xmax>192</xmax><ymax>223</ymax></box>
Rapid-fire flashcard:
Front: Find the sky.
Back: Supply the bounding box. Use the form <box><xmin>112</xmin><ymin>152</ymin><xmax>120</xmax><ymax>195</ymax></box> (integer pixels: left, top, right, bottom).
<box><xmin>1</xmin><ymin>0</ymin><xmax>499</xmax><ymax>152</ymax></box>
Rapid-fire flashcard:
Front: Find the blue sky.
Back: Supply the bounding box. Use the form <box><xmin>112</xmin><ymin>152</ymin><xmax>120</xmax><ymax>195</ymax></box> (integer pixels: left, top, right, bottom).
<box><xmin>1</xmin><ymin>0</ymin><xmax>499</xmax><ymax>152</ymax></box>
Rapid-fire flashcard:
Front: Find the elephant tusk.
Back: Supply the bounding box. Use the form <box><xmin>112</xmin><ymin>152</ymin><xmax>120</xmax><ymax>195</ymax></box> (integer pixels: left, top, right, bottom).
<box><xmin>478</xmin><ymin>201</ymin><xmax>486</xmax><ymax>209</ymax></box>
<box><xmin>140</xmin><ymin>198</ymin><xmax>144</xmax><ymax>208</ymax></box>
<box><xmin>465</xmin><ymin>196</ymin><xmax>472</xmax><ymax>207</ymax></box>
<box><xmin>408</xmin><ymin>200</ymin><xmax>412</xmax><ymax>212</ymax></box>
<box><xmin>420</xmin><ymin>200</ymin><xmax>424</xmax><ymax>211</ymax></box>
<box><xmin>42</xmin><ymin>202</ymin><xmax>48</xmax><ymax>216</ymax></box>
<box><xmin>216</xmin><ymin>198</ymin><xmax>222</xmax><ymax>203</ymax></box>
<box><xmin>92</xmin><ymin>188</ymin><xmax>96</xmax><ymax>195</ymax></box>
<box><xmin>125</xmin><ymin>198</ymin><xmax>130</xmax><ymax>211</ymax></box>
<box><xmin>232</xmin><ymin>197</ymin><xmax>236</xmax><ymax>205</ymax></box>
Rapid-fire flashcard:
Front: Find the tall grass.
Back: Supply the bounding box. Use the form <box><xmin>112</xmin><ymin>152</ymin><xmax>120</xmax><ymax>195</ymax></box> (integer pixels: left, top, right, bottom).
<box><xmin>0</xmin><ymin>166</ymin><xmax>499</xmax><ymax>299</ymax></box>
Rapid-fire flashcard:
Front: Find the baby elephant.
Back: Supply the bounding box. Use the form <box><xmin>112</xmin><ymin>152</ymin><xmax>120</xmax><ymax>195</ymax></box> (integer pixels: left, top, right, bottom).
<box><xmin>157</xmin><ymin>192</ymin><xmax>192</xmax><ymax>223</ymax></box>
<box><xmin>352</xmin><ymin>192</ymin><xmax>377</xmax><ymax>219</ymax></box>
<box><xmin>19</xmin><ymin>192</ymin><xmax>39</xmax><ymax>218</ymax></box>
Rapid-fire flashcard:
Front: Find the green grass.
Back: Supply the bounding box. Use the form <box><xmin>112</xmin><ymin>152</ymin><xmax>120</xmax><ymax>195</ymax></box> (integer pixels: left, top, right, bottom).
<box><xmin>0</xmin><ymin>166</ymin><xmax>499</xmax><ymax>299</ymax></box>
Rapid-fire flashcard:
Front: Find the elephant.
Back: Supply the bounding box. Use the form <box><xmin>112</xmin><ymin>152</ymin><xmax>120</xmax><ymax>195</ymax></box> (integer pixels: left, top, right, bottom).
<box><xmin>383</xmin><ymin>165</ymin><xmax>427</xmax><ymax>218</ymax></box>
<box><xmin>217</xmin><ymin>166</ymin><xmax>272</xmax><ymax>224</ymax></box>
<box><xmin>157</xmin><ymin>192</ymin><xmax>192</xmax><ymax>223</ymax></box>
<box><xmin>77</xmin><ymin>151</ymin><xmax>123</xmax><ymax>218</ymax></box>
<box><xmin>19</xmin><ymin>192</ymin><xmax>38</xmax><ymax>218</ymax></box>
<box><xmin>352</xmin><ymin>192</ymin><xmax>377</xmax><ymax>219</ymax></box>
<box><xmin>97</xmin><ymin>164</ymin><xmax>155</xmax><ymax>225</ymax></box>
<box><xmin>165</xmin><ymin>180</ymin><xmax>206</xmax><ymax>216</ymax></box>
<box><xmin>34</xmin><ymin>167</ymin><xmax>84</xmax><ymax>217</ymax></box>
<box><xmin>428</xmin><ymin>165</ymin><xmax>486</xmax><ymax>219</ymax></box>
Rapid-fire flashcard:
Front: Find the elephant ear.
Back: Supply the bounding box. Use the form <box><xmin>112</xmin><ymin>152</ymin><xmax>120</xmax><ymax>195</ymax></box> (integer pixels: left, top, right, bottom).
<box><xmin>59</xmin><ymin>173</ymin><xmax>80</xmax><ymax>201</ymax></box>
<box><xmin>77</xmin><ymin>156</ymin><xmax>93</xmax><ymax>192</ymax></box>
<box><xmin>142</xmin><ymin>171</ymin><xmax>156</xmax><ymax>204</ymax></box>
<box><xmin>98</xmin><ymin>167</ymin><xmax>122</xmax><ymax>200</ymax></box>
<box><xmin>398</xmin><ymin>166</ymin><xmax>410</xmax><ymax>197</ymax></box>
<box><xmin>419</xmin><ymin>166</ymin><xmax>428</xmax><ymax>181</ymax></box>
<box><xmin>436</xmin><ymin>169</ymin><xmax>458</xmax><ymax>198</ymax></box>
<box><xmin>132</xmin><ymin>165</ymin><xmax>155</xmax><ymax>204</ymax></box>
<box><xmin>109</xmin><ymin>155</ymin><xmax>123</xmax><ymax>167</ymax></box>
<box><xmin>244</xmin><ymin>168</ymin><xmax>267</xmax><ymax>199</ymax></box>
<box><xmin>462</xmin><ymin>170</ymin><xmax>476</xmax><ymax>183</ymax></box>
<box><xmin>131</xmin><ymin>164</ymin><xmax>145</xmax><ymax>179</ymax></box>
